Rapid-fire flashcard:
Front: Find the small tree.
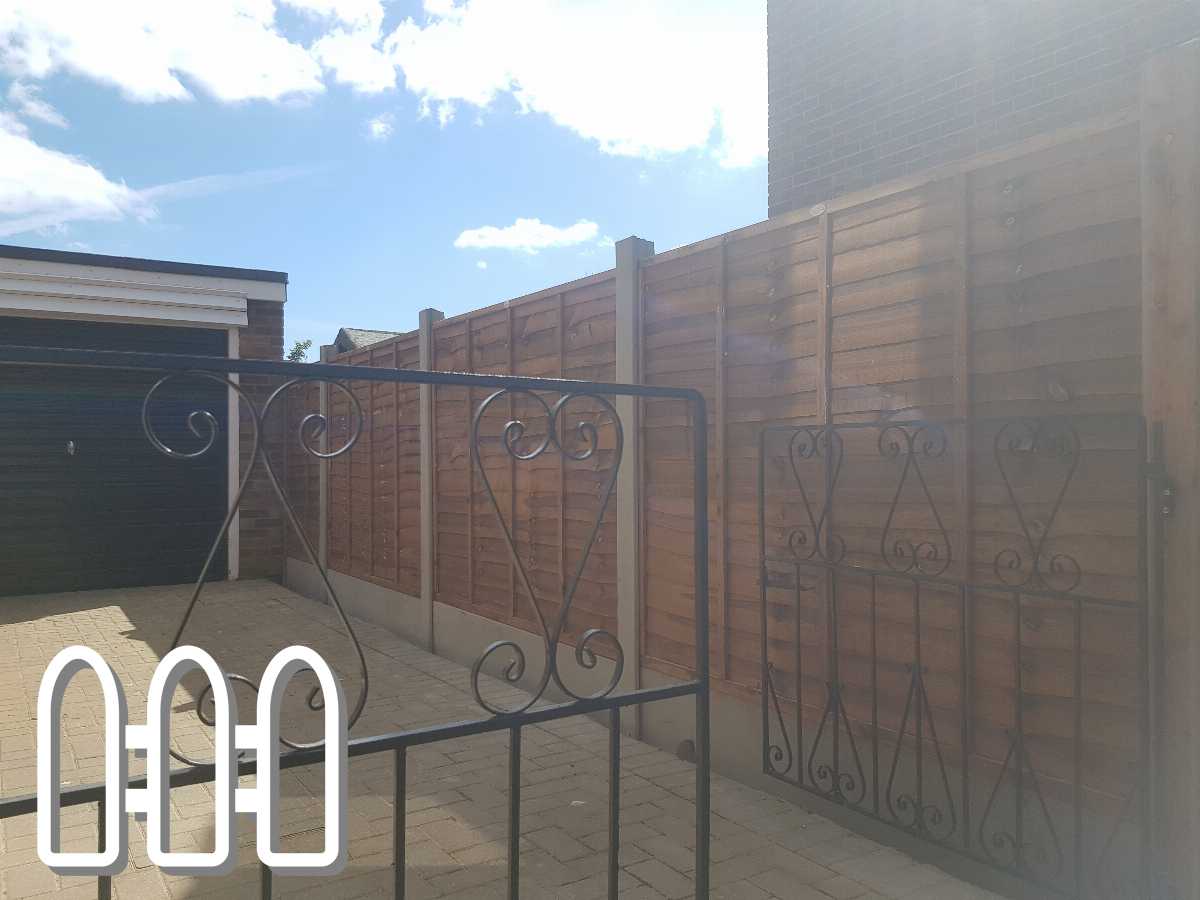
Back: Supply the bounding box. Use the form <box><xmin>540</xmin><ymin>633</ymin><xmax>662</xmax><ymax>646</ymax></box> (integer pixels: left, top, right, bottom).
<box><xmin>287</xmin><ymin>338</ymin><xmax>313</xmax><ymax>363</ymax></box>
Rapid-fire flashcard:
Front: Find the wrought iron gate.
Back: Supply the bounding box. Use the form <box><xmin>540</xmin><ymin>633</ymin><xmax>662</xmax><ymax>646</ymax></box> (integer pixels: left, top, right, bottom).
<box><xmin>0</xmin><ymin>346</ymin><xmax>711</xmax><ymax>899</ymax></box>
<box><xmin>759</xmin><ymin>415</ymin><xmax>1158</xmax><ymax>899</ymax></box>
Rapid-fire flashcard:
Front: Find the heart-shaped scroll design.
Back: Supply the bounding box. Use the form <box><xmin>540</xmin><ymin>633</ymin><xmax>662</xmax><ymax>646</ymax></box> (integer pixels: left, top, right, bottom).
<box><xmin>469</xmin><ymin>389</ymin><xmax>624</xmax><ymax>716</ymax></box>
<box><xmin>785</xmin><ymin>425</ymin><xmax>846</xmax><ymax>564</ymax></box>
<box><xmin>978</xmin><ymin>729</ymin><xmax>1065</xmax><ymax>884</ymax></box>
<box><xmin>142</xmin><ymin>372</ymin><xmax>367</xmax><ymax>765</ymax></box>
<box><xmin>991</xmin><ymin>419</ymin><xmax>1082</xmax><ymax>594</ymax></box>
<box><xmin>878</xmin><ymin>422</ymin><xmax>953</xmax><ymax>577</ymax></box>
<box><xmin>884</xmin><ymin>663</ymin><xmax>957</xmax><ymax>843</ymax></box>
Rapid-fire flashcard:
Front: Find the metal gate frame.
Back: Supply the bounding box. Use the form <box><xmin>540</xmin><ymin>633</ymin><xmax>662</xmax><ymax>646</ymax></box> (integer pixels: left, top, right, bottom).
<box><xmin>0</xmin><ymin>345</ymin><xmax>712</xmax><ymax>900</ymax></box>
<box><xmin>758</xmin><ymin>415</ymin><xmax>1159</xmax><ymax>900</ymax></box>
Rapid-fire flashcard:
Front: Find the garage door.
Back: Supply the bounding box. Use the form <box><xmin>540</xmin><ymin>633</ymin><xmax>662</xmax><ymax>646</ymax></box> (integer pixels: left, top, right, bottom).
<box><xmin>0</xmin><ymin>317</ymin><xmax>229</xmax><ymax>596</ymax></box>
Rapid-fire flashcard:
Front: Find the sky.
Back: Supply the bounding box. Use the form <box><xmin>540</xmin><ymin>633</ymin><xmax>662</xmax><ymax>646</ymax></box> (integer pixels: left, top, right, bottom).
<box><xmin>0</xmin><ymin>0</ymin><xmax>767</xmax><ymax>356</ymax></box>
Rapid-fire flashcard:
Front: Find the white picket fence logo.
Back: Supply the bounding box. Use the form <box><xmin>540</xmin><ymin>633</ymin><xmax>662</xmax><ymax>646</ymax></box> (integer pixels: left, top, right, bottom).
<box><xmin>37</xmin><ymin>645</ymin><xmax>347</xmax><ymax>877</ymax></box>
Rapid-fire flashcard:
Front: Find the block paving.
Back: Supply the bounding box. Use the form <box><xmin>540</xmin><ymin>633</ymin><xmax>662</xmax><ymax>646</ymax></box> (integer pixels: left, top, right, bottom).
<box><xmin>0</xmin><ymin>581</ymin><xmax>998</xmax><ymax>899</ymax></box>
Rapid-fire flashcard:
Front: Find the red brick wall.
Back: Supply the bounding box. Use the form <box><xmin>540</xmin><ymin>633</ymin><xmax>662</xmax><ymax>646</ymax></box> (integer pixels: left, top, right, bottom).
<box><xmin>767</xmin><ymin>0</ymin><xmax>1199</xmax><ymax>215</ymax></box>
<box><xmin>238</xmin><ymin>298</ymin><xmax>285</xmax><ymax>579</ymax></box>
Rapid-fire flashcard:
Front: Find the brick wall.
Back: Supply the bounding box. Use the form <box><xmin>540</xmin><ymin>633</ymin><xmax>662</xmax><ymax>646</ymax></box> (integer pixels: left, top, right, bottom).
<box><xmin>767</xmin><ymin>0</ymin><xmax>1200</xmax><ymax>215</ymax></box>
<box><xmin>238</xmin><ymin>298</ymin><xmax>285</xmax><ymax>579</ymax></box>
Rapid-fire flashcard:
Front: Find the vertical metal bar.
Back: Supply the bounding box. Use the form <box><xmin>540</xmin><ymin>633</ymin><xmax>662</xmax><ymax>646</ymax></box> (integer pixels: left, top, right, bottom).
<box><xmin>431</xmin><ymin>325</ymin><xmax>441</xmax><ymax>603</ymax></box>
<box><xmin>759</xmin><ymin>430</ymin><xmax>770</xmax><ymax>774</ymax></box>
<box><xmin>871</xmin><ymin>574</ymin><xmax>879</xmax><ymax>815</ymax></box>
<box><xmin>395</xmin><ymin>747</ymin><xmax>407</xmax><ymax>900</ymax></box>
<box><xmin>714</xmin><ymin>238</ymin><xmax>729</xmax><ymax>680</ymax></box>
<box><xmin>794</xmin><ymin>566</ymin><xmax>804</xmax><ymax>786</ymax></box>
<box><xmin>960</xmin><ymin>584</ymin><xmax>971</xmax><ymax>851</ymax></box>
<box><xmin>368</xmin><ymin>346</ymin><xmax>376</xmax><ymax>578</ymax></box>
<box><xmin>692</xmin><ymin>393</ymin><xmax>711</xmax><ymax>900</ymax></box>
<box><xmin>393</xmin><ymin>341</ymin><xmax>402</xmax><ymax>588</ymax></box>
<box><xmin>345</xmin><ymin>355</ymin><xmax>353</xmax><ymax>576</ymax></box>
<box><xmin>914</xmin><ymin>580</ymin><xmax>924</xmax><ymax>813</ymax></box>
<box><xmin>97</xmin><ymin>798</ymin><xmax>111</xmax><ymax>900</ymax></box>
<box><xmin>608</xmin><ymin>707</ymin><xmax>621</xmax><ymax>900</ymax></box>
<box><xmin>261</xmin><ymin>863</ymin><xmax>272</xmax><ymax>899</ymax></box>
<box><xmin>558</xmin><ymin>293</ymin><xmax>567</xmax><ymax>616</ymax></box>
<box><xmin>465</xmin><ymin>314</ymin><xmax>475</xmax><ymax>609</ymax></box>
<box><xmin>1140</xmin><ymin>421</ymin><xmax>1156</xmax><ymax>899</ymax></box>
<box><xmin>1072</xmin><ymin>596</ymin><xmax>1083</xmax><ymax>896</ymax></box>
<box><xmin>507</xmin><ymin>304</ymin><xmax>518</xmax><ymax>619</ymax></box>
<box><xmin>508</xmin><ymin>726</ymin><xmax>521</xmax><ymax>900</ymax></box>
<box><xmin>830</xmin><ymin>568</ymin><xmax>841</xmax><ymax>798</ymax></box>
<box><xmin>1013</xmin><ymin>591</ymin><xmax>1025</xmax><ymax>870</ymax></box>
<box><xmin>637</xmin><ymin>265</ymin><xmax>649</xmax><ymax>740</ymax></box>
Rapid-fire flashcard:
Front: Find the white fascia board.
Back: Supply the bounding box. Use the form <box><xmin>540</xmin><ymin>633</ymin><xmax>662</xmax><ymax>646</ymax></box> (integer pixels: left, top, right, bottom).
<box><xmin>0</xmin><ymin>257</ymin><xmax>285</xmax><ymax>303</ymax></box>
<box><xmin>0</xmin><ymin>270</ymin><xmax>250</xmax><ymax>328</ymax></box>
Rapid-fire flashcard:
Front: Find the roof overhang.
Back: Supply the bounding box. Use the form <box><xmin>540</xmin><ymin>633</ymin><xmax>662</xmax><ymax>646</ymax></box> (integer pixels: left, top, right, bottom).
<box><xmin>0</xmin><ymin>247</ymin><xmax>286</xmax><ymax>330</ymax></box>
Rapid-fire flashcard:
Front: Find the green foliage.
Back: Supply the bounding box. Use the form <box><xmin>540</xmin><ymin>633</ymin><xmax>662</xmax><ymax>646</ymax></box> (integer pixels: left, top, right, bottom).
<box><xmin>287</xmin><ymin>338</ymin><xmax>313</xmax><ymax>363</ymax></box>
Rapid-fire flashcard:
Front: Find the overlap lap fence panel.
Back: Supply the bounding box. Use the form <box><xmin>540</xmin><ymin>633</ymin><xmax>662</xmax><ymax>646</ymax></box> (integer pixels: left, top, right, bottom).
<box><xmin>284</xmin><ymin>114</ymin><xmax>1144</xmax><ymax>703</ymax></box>
<box><xmin>638</xmin><ymin>116</ymin><xmax>1143</xmax><ymax>693</ymax></box>
<box><xmin>429</xmin><ymin>274</ymin><xmax>620</xmax><ymax>642</ymax></box>
<box><xmin>322</xmin><ymin>334</ymin><xmax>421</xmax><ymax>596</ymax></box>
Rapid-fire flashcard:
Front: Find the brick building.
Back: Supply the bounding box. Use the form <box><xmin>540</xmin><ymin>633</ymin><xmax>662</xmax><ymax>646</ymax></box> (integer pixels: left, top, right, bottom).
<box><xmin>767</xmin><ymin>0</ymin><xmax>1200</xmax><ymax>215</ymax></box>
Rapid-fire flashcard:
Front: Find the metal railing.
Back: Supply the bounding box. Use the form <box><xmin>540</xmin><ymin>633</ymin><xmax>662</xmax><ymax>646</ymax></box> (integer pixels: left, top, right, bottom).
<box><xmin>759</xmin><ymin>416</ymin><xmax>1158</xmax><ymax>900</ymax></box>
<box><xmin>0</xmin><ymin>346</ymin><xmax>712</xmax><ymax>900</ymax></box>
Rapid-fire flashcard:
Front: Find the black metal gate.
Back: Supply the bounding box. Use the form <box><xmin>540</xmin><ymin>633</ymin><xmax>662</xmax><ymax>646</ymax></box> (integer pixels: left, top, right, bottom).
<box><xmin>759</xmin><ymin>415</ymin><xmax>1158</xmax><ymax>899</ymax></box>
<box><xmin>0</xmin><ymin>346</ymin><xmax>712</xmax><ymax>900</ymax></box>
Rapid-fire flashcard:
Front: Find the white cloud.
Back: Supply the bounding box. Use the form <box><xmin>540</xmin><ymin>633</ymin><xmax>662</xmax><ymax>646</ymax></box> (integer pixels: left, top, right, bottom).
<box><xmin>0</xmin><ymin>124</ymin><xmax>150</xmax><ymax>237</ymax></box>
<box><xmin>139</xmin><ymin>165</ymin><xmax>319</xmax><ymax>203</ymax></box>
<box><xmin>0</xmin><ymin>0</ymin><xmax>765</xmax><ymax>167</ymax></box>
<box><xmin>365</xmin><ymin>111</ymin><xmax>395</xmax><ymax>140</ymax></box>
<box><xmin>313</xmin><ymin>26</ymin><xmax>397</xmax><ymax>92</ymax></box>
<box><xmin>386</xmin><ymin>0</ymin><xmax>766</xmax><ymax>167</ymax></box>
<box><xmin>7</xmin><ymin>81</ymin><xmax>67</xmax><ymax>127</ymax></box>
<box><xmin>0</xmin><ymin>1</ymin><xmax>324</xmax><ymax>103</ymax></box>
<box><xmin>475</xmin><ymin>259</ymin><xmax>487</xmax><ymax>269</ymax></box>
<box><xmin>282</xmin><ymin>0</ymin><xmax>383</xmax><ymax>28</ymax></box>
<box><xmin>0</xmin><ymin>118</ymin><xmax>315</xmax><ymax>238</ymax></box>
<box><xmin>455</xmin><ymin>218</ymin><xmax>600</xmax><ymax>254</ymax></box>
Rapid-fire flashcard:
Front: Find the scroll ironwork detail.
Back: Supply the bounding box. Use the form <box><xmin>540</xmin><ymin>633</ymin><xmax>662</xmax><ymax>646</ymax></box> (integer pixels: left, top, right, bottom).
<box><xmin>785</xmin><ymin>426</ymin><xmax>846</xmax><ymax>564</ymax></box>
<box><xmin>991</xmin><ymin>419</ymin><xmax>1082</xmax><ymax>594</ymax></box>
<box><xmin>142</xmin><ymin>373</ymin><xmax>368</xmax><ymax>765</ymax></box>
<box><xmin>469</xmin><ymin>390</ymin><xmax>624</xmax><ymax>716</ymax></box>
<box><xmin>878</xmin><ymin>423</ymin><xmax>953</xmax><ymax>577</ymax></box>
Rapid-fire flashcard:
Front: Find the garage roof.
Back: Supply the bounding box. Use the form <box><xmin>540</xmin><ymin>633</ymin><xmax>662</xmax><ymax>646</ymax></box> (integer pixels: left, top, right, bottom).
<box><xmin>0</xmin><ymin>244</ymin><xmax>287</xmax><ymax>284</ymax></box>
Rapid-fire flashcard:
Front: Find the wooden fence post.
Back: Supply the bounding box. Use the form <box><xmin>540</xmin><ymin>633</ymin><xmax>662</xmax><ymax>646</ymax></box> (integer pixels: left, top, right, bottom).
<box><xmin>1141</xmin><ymin>39</ymin><xmax>1200</xmax><ymax>900</ymax></box>
<box><xmin>616</xmin><ymin>236</ymin><xmax>653</xmax><ymax>736</ymax></box>
<box><xmin>419</xmin><ymin>308</ymin><xmax>444</xmax><ymax>652</ymax></box>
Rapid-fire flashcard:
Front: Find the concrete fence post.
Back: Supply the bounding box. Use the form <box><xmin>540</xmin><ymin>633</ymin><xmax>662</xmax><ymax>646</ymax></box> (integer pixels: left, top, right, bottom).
<box><xmin>615</xmin><ymin>237</ymin><xmax>653</xmax><ymax>737</ymax></box>
<box><xmin>1141</xmin><ymin>40</ymin><xmax>1200</xmax><ymax>900</ymax></box>
<box><xmin>418</xmin><ymin>308</ymin><xmax>444</xmax><ymax>652</ymax></box>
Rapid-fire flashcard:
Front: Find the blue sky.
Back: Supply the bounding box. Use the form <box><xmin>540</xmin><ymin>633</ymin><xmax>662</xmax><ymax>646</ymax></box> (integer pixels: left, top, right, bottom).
<box><xmin>0</xmin><ymin>1</ymin><xmax>766</xmax><ymax>355</ymax></box>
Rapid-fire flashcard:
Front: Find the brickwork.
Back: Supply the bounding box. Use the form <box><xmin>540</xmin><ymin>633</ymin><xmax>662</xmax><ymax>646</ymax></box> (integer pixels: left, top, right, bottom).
<box><xmin>0</xmin><ymin>581</ymin><xmax>999</xmax><ymax>899</ymax></box>
<box><xmin>238</xmin><ymin>298</ymin><xmax>286</xmax><ymax>580</ymax></box>
<box><xmin>767</xmin><ymin>0</ymin><xmax>1200</xmax><ymax>214</ymax></box>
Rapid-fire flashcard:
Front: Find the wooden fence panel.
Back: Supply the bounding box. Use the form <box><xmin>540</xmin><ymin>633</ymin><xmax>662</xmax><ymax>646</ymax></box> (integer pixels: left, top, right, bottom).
<box><xmin>426</xmin><ymin>274</ymin><xmax>619</xmax><ymax>642</ymax></box>
<box><xmin>282</xmin><ymin>120</ymin><xmax>1146</xmax><ymax>800</ymax></box>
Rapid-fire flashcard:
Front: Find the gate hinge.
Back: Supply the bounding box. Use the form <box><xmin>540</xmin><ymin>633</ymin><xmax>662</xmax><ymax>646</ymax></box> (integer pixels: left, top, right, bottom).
<box><xmin>1140</xmin><ymin>462</ymin><xmax>1176</xmax><ymax>518</ymax></box>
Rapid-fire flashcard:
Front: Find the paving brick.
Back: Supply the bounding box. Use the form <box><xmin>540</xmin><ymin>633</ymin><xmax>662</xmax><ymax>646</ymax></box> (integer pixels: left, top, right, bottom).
<box><xmin>0</xmin><ymin>582</ymin><xmax>982</xmax><ymax>899</ymax></box>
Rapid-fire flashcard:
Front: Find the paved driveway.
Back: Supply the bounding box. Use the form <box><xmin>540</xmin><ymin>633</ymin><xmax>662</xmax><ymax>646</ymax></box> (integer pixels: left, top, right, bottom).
<box><xmin>0</xmin><ymin>581</ymin><xmax>996</xmax><ymax>899</ymax></box>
